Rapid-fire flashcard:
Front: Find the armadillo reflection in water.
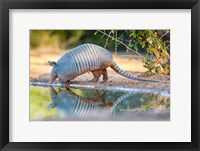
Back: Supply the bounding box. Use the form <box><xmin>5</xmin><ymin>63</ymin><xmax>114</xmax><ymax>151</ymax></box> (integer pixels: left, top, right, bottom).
<box><xmin>48</xmin><ymin>87</ymin><xmax>135</xmax><ymax>120</ymax></box>
<box><xmin>49</xmin><ymin>87</ymin><xmax>112</xmax><ymax>119</ymax></box>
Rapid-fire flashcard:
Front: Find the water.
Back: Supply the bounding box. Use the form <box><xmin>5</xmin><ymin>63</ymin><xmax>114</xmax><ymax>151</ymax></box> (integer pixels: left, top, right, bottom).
<box><xmin>30</xmin><ymin>86</ymin><xmax>170</xmax><ymax>121</ymax></box>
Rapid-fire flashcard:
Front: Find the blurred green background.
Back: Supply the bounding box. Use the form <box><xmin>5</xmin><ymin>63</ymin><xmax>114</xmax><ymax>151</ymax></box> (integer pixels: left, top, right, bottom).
<box><xmin>30</xmin><ymin>30</ymin><xmax>170</xmax><ymax>53</ymax></box>
<box><xmin>30</xmin><ymin>30</ymin><xmax>116</xmax><ymax>52</ymax></box>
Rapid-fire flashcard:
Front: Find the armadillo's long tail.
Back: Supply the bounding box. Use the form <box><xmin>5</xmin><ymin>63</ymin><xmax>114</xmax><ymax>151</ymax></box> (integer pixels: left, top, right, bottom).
<box><xmin>110</xmin><ymin>61</ymin><xmax>160</xmax><ymax>83</ymax></box>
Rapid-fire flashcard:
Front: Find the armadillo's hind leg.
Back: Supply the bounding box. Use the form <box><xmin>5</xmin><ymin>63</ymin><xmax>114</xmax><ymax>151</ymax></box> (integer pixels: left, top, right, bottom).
<box><xmin>90</xmin><ymin>70</ymin><xmax>102</xmax><ymax>82</ymax></box>
<box><xmin>102</xmin><ymin>69</ymin><xmax>108</xmax><ymax>83</ymax></box>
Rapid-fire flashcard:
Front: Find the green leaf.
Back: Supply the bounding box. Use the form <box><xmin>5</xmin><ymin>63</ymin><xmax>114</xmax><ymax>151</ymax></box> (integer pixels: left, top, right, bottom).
<box><xmin>129</xmin><ymin>31</ymin><xmax>136</xmax><ymax>38</ymax></box>
<box><xmin>152</xmin><ymin>40</ymin><xmax>156</xmax><ymax>46</ymax></box>
<box><xmin>133</xmin><ymin>44</ymin><xmax>138</xmax><ymax>51</ymax></box>
<box><xmin>129</xmin><ymin>33</ymin><xmax>133</xmax><ymax>37</ymax></box>
<box><xmin>129</xmin><ymin>43</ymin><xmax>133</xmax><ymax>47</ymax></box>
<box><xmin>142</xmin><ymin>42</ymin><xmax>146</xmax><ymax>48</ymax></box>
<box><xmin>161</xmin><ymin>52</ymin><xmax>165</xmax><ymax>58</ymax></box>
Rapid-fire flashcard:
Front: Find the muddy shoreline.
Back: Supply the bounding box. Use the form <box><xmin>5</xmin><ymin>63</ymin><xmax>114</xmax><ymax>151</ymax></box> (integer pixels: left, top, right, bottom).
<box><xmin>30</xmin><ymin>70</ymin><xmax>170</xmax><ymax>92</ymax></box>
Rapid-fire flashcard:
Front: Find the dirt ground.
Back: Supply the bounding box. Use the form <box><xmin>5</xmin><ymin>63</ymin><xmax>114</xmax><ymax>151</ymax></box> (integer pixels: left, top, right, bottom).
<box><xmin>30</xmin><ymin>51</ymin><xmax>170</xmax><ymax>91</ymax></box>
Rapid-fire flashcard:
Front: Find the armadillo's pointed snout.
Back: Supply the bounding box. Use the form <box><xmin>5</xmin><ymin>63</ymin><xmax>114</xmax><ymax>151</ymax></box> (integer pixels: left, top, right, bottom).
<box><xmin>49</xmin><ymin>75</ymin><xmax>58</xmax><ymax>84</ymax></box>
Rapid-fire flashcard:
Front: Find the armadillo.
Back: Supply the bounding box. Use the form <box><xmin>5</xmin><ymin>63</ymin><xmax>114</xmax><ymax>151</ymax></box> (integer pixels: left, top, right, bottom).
<box><xmin>48</xmin><ymin>43</ymin><xmax>159</xmax><ymax>83</ymax></box>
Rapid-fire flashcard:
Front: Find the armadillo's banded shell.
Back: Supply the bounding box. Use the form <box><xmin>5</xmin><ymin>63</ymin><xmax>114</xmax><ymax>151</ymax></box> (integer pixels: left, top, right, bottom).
<box><xmin>72</xmin><ymin>96</ymin><xmax>105</xmax><ymax>118</ymax></box>
<box><xmin>68</xmin><ymin>44</ymin><xmax>101</xmax><ymax>76</ymax></box>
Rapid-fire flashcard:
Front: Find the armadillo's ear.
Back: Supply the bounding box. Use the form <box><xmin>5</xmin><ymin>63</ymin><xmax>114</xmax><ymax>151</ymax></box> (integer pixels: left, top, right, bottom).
<box><xmin>48</xmin><ymin>61</ymin><xmax>56</xmax><ymax>66</ymax></box>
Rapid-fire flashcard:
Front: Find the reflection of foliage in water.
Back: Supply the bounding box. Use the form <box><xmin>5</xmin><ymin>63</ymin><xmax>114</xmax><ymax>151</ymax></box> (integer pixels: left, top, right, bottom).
<box><xmin>139</xmin><ymin>94</ymin><xmax>170</xmax><ymax>112</ymax></box>
<box><xmin>30</xmin><ymin>86</ymin><xmax>58</xmax><ymax>120</ymax></box>
<box><xmin>115</xmin><ymin>93</ymin><xmax>170</xmax><ymax>113</ymax></box>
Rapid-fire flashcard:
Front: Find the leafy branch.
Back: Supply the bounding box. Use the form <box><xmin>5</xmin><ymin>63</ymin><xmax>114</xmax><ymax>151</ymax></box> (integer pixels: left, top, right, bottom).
<box><xmin>95</xmin><ymin>30</ymin><xmax>170</xmax><ymax>75</ymax></box>
<box><xmin>97</xmin><ymin>30</ymin><xmax>145</xmax><ymax>59</ymax></box>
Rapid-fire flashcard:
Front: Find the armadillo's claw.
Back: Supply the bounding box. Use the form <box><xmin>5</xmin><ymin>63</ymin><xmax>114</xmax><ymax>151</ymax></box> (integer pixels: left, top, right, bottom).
<box><xmin>64</xmin><ymin>80</ymin><xmax>70</xmax><ymax>87</ymax></box>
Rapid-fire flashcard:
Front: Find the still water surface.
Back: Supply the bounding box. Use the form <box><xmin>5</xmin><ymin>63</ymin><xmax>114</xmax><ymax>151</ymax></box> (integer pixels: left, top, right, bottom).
<box><xmin>30</xmin><ymin>86</ymin><xmax>170</xmax><ymax>121</ymax></box>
